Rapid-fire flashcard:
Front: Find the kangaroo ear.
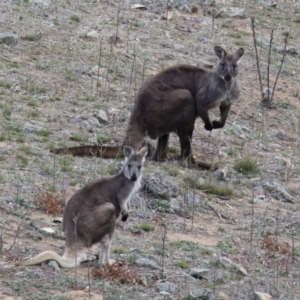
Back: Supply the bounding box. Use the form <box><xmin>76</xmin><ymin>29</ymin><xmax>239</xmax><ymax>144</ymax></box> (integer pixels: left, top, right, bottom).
<box><xmin>214</xmin><ymin>46</ymin><xmax>226</xmax><ymax>59</ymax></box>
<box><xmin>235</xmin><ymin>48</ymin><xmax>244</xmax><ymax>60</ymax></box>
<box><xmin>123</xmin><ymin>146</ymin><xmax>133</xmax><ymax>158</ymax></box>
<box><xmin>138</xmin><ymin>146</ymin><xmax>148</xmax><ymax>158</ymax></box>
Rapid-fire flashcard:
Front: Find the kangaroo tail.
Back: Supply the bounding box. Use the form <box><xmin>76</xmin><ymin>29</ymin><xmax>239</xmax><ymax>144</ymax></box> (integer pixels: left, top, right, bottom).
<box><xmin>16</xmin><ymin>251</ymin><xmax>76</xmax><ymax>268</ymax></box>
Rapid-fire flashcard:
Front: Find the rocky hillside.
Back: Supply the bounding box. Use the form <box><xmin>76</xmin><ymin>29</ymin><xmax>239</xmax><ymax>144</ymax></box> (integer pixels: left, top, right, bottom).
<box><xmin>1</xmin><ymin>0</ymin><xmax>300</xmax><ymax>299</ymax></box>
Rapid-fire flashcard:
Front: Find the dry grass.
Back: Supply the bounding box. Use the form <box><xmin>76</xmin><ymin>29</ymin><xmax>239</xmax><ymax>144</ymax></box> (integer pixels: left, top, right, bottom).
<box><xmin>34</xmin><ymin>192</ymin><xmax>62</xmax><ymax>216</ymax></box>
<box><xmin>92</xmin><ymin>262</ymin><xmax>141</xmax><ymax>285</ymax></box>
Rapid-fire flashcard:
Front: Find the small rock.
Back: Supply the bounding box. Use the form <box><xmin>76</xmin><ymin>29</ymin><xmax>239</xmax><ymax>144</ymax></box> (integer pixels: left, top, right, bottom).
<box><xmin>155</xmin><ymin>281</ymin><xmax>179</xmax><ymax>294</ymax></box>
<box><xmin>220</xmin><ymin>7</ymin><xmax>246</xmax><ymax>18</ymax></box>
<box><xmin>198</xmin><ymin>0</ymin><xmax>215</xmax><ymax>4</ymax></box>
<box><xmin>189</xmin><ymin>268</ymin><xmax>209</xmax><ymax>279</ymax></box>
<box><xmin>23</xmin><ymin>122</ymin><xmax>42</xmax><ymax>133</ymax></box>
<box><xmin>175</xmin><ymin>24</ymin><xmax>192</xmax><ymax>32</ymax></box>
<box><xmin>256</xmin><ymin>35</ymin><xmax>271</xmax><ymax>47</ymax></box>
<box><xmin>135</xmin><ymin>257</ymin><xmax>160</xmax><ymax>270</ymax></box>
<box><xmin>254</xmin><ymin>292</ymin><xmax>273</xmax><ymax>300</ymax></box>
<box><xmin>41</xmin><ymin>227</ymin><xmax>55</xmax><ymax>234</ymax></box>
<box><xmin>143</xmin><ymin>173</ymin><xmax>179</xmax><ymax>200</ymax></box>
<box><xmin>275</xmin><ymin>45</ymin><xmax>298</xmax><ymax>56</ymax></box>
<box><xmin>220</xmin><ymin>257</ymin><xmax>248</xmax><ymax>276</ymax></box>
<box><xmin>95</xmin><ymin>110</ymin><xmax>109</xmax><ymax>125</ymax></box>
<box><xmin>0</xmin><ymin>32</ymin><xmax>18</xmax><ymax>45</ymax></box>
<box><xmin>187</xmin><ymin>288</ymin><xmax>211</xmax><ymax>300</ymax></box>
<box><xmin>262</xmin><ymin>178</ymin><xmax>293</xmax><ymax>203</ymax></box>
<box><xmin>219</xmin><ymin>291</ymin><xmax>230</xmax><ymax>300</ymax></box>
<box><xmin>48</xmin><ymin>260</ymin><xmax>60</xmax><ymax>272</ymax></box>
<box><xmin>213</xmin><ymin>167</ymin><xmax>227</xmax><ymax>181</ymax></box>
<box><xmin>31</xmin><ymin>0</ymin><xmax>51</xmax><ymax>6</ymax></box>
<box><xmin>86</xmin><ymin>30</ymin><xmax>99</xmax><ymax>40</ymax></box>
<box><xmin>203</xmin><ymin>7</ymin><xmax>220</xmax><ymax>17</ymax></box>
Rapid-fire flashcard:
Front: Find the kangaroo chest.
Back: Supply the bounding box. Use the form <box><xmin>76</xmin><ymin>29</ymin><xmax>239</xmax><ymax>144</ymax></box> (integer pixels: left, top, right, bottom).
<box><xmin>120</xmin><ymin>175</ymin><xmax>142</xmax><ymax>205</ymax></box>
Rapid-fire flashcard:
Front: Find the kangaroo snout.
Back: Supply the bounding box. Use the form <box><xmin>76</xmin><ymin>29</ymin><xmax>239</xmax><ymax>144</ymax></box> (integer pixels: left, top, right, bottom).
<box><xmin>131</xmin><ymin>174</ymin><xmax>137</xmax><ymax>181</ymax></box>
<box><xmin>224</xmin><ymin>74</ymin><xmax>232</xmax><ymax>82</ymax></box>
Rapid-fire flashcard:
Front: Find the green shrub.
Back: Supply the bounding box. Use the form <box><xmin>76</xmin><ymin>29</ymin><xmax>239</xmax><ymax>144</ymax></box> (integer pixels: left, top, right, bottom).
<box><xmin>234</xmin><ymin>156</ymin><xmax>259</xmax><ymax>175</ymax></box>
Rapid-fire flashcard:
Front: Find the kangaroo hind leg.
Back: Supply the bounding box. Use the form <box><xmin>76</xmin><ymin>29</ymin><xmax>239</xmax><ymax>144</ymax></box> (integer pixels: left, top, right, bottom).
<box><xmin>154</xmin><ymin>134</ymin><xmax>169</xmax><ymax>162</ymax></box>
<box><xmin>99</xmin><ymin>234</ymin><xmax>115</xmax><ymax>265</ymax></box>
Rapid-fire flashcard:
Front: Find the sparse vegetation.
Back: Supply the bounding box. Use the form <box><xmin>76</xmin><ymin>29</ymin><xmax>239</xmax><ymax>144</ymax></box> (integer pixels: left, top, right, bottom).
<box><xmin>234</xmin><ymin>156</ymin><xmax>259</xmax><ymax>175</ymax></box>
<box><xmin>0</xmin><ymin>1</ymin><xmax>299</xmax><ymax>299</ymax></box>
<box><xmin>174</xmin><ymin>260</ymin><xmax>190</xmax><ymax>269</ymax></box>
<box><xmin>199</xmin><ymin>182</ymin><xmax>233</xmax><ymax>197</ymax></box>
<box><xmin>139</xmin><ymin>223</ymin><xmax>155</xmax><ymax>232</ymax></box>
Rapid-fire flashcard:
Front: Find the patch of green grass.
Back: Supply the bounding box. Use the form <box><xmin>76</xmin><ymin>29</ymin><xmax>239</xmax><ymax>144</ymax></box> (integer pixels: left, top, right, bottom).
<box><xmin>58</xmin><ymin>155</ymin><xmax>74</xmax><ymax>173</ymax></box>
<box><xmin>0</xmin><ymin>134</ymin><xmax>5</xmax><ymax>141</ymax></box>
<box><xmin>294</xmin><ymin>17</ymin><xmax>300</xmax><ymax>24</ymax></box>
<box><xmin>104</xmin><ymin>161</ymin><xmax>117</xmax><ymax>174</ymax></box>
<box><xmin>70</xmin><ymin>132</ymin><xmax>84</xmax><ymax>142</ymax></box>
<box><xmin>182</xmin><ymin>174</ymin><xmax>201</xmax><ymax>189</ymax></box>
<box><xmin>217</xmin><ymin>241</ymin><xmax>236</xmax><ymax>254</ymax></box>
<box><xmin>200</xmin><ymin>248</ymin><xmax>213</xmax><ymax>255</ymax></box>
<box><xmin>16</xmin><ymin>133</ymin><xmax>26</xmax><ymax>143</ymax></box>
<box><xmin>27</xmin><ymin>99</ymin><xmax>38</xmax><ymax>107</ymax></box>
<box><xmin>139</xmin><ymin>223</ymin><xmax>155</xmax><ymax>232</ymax></box>
<box><xmin>17</xmin><ymin>155</ymin><xmax>29</xmax><ymax>167</ymax></box>
<box><xmin>233</xmin><ymin>40</ymin><xmax>247</xmax><ymax>47</ymax></box>
<box><xmin>19</xmin><ymin>145</ymin><xmax>32</xmax><ymax>155</ymax></box>
<box><xmin>233</xmin><ymin>156</ymin><xmax>259</xmax><ymax>175</ymax></box>
<box><xmin>168</xmin><ymin>146</ymin><xmax>178</xmax><ymax>154</ymax></box>
<box><xmin>97</xmin><ymin>135</ymin><xmax>110</xmax><ymax>144</ymax></box>
<box><xmin>174</xmin><ymin>260</ymin><xmax>190</xmax><ymax>269</ymax></box>
<box><xmin>36</xmin><ymin>129</ymin><xmax>52</xmax><ymax>137</ymax></box>
<box><xmin>113</xmin><ymin>247</ymin><xmax>125</xmax><ymax>254</ymax></box>
<box><xmin>152</xmin><ymin>199</ymin><xmax>170</xmax><ymax>209</ymax></box>
<box><xmin>65</xmin><ymin>72</ymin><xmax>76</xmax><ymax>81</ymax></box>
<box><xmin>49</xmin><ymin>94</ymin><xmax>63</xmax><ymax>102</ymax></box>
<box><xmin>199</xmin><ymin>182</ymin><xmax>233</xmax><ymax>197</ymax></box>
<box><xmin>28</xmin><ymin>110</ymin><xmax>39</xmax><ymax>119</ymax></box>
<box><xmin>162</xmin><ymin>165</ymin><xmax>179</xmax><ymax>177</ymax></box>
<box><xmin>2</xmin><ymin>108</ymin><xmax>12</xmax><ymax>119</ymax></box>
<box><xmin>53</xmin><ymin>18</ymin><xmax>59</xmax><ymax>26</ymax></box>
<box><xmin>0</xmin><ymin>172</ymin><xmax>4</xmax><ymax>183</ymax></box>
<box><xmin>21</xmin><ymin>34</ymin><xmax>39</xmax><ymax>42</ymax></box>
<box><xmin>8</xmin><ymin>62</ymin><xmax>19</xmax><ymax>69</ymax></box>
<box><xmin>170</xmin><ymin>240</ymin><xmax>185</xmax><ymax>247</ymax></box>
<box><xmin>229</xmin><ymin>32</ymin><xmax>242</xmax><ymax>39</ymax></box>
<box><xmin>22</xmin><ymin>81</ymin><xmax>47</xmax><ymax>94</ymax></box>
<box><xmin>70</xmin><ymin>15</ymin><xmax>80</xmax><ymax>22</ymax></box>
<box><xmin>0</xmin><ymin>80</ymin><xmax>11</xmax><ymax>89</ymax></box>
<box><xmin>84</xmin><ymin>95</ymin><xmax>96</xmax><ymax>102</ymax></box>
<box><xmin>294</xmin><ymin>246</ymin><xmax>300</xmax><ymax>256</ymax></box>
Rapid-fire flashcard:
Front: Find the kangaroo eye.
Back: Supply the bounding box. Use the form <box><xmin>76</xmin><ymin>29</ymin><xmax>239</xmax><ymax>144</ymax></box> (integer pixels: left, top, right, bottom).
<box><xmin>138</xmin><ymin>166</ymin><xmax>142</xmax><ymax>170</ymax></box>
<box><xmin>233</xmin><ymin>64</ymin><xmax>237</xmax><ymax>69</ymax></box>
<box><xmin>128</xmin><ymin>164</ymin><xmax>131</xmax><ymax>169</ymax></box>
<box><xmin>220</xmin><ymin>63</ymin><xmax>226</xmax><ymax>68</ymax></box>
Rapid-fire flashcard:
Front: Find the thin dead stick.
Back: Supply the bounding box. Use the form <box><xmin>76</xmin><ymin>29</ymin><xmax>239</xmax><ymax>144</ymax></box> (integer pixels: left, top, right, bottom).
<box><xmin>250</xmin><ymin>17</ymin><xmax>263</xmax><ymax>94</ymax></box>
<box><xmin>270</xmin><ymin>33</ymin><xmax>288</xmax><ymax>104</ymax></box>
<box><xmin>266</xmin><ymin>29</ymin><xmax>274</xmax><ymax>103</ymax></box>
<box><xmin>7</xmin><ymin>224</ymin><xmax>20</xmax><ymax>251</ymax></box>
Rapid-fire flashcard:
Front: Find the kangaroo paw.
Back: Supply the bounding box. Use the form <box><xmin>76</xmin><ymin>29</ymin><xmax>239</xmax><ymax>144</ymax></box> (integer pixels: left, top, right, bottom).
<box><xmin>212</xmin><ymin>120</ymin><xmax>224</xmax><ymax>129</ymax></box>
<box><xmin>204</xmin><ymin>123</ymin><xmax>214</xmax><ymax>131</ymax></box>
<box><xmin>121</xmin><ymin>213</ymin><xmax>128</xmax><ymax>222</ymax></box>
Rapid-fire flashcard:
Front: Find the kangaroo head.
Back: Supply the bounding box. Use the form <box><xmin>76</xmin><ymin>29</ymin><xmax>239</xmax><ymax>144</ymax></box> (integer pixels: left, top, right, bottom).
<box><xmin>214</xmin><ymin>46</ymin><xmax>244</xmax><ymax>84</ymax></box>
<box><xmin>123</xmin><ymin>146</ymin><xmax>148</xmax><ymax>182</ymax></box>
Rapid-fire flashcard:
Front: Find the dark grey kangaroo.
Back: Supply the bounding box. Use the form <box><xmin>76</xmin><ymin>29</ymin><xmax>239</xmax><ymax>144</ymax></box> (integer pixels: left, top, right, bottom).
<box><xmin>16</xmin><ymin>146</ymin><xmax>147</xmax><ymax>268</ymax></box>
<box><xmin>122</xmin><ymin>46</ymin><xmax>244</xmax><ymax>168</ymax></box>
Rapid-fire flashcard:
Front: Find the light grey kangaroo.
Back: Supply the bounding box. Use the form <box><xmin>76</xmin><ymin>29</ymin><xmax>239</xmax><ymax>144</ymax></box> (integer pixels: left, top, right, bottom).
<box><xmin>16</xmin><ymin>146</ymin><xmax>147</xmax><ymax>268</ymax></box>
<box><xmin>122</xmin><ymin>46</ymin><xmax>244</xmax><ymax>168</ymax></box>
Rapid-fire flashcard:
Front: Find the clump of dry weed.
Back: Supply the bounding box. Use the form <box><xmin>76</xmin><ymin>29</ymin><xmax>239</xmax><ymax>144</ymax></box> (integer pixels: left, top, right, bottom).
<box><xmin>34</xmin><ymin>192</ymin><xmax>62</xmax><ymax>216</ymax></box>
<box><xmin>92</xmin><ymin>262</ymin><xmax>141</xmax><ymax>285</ymax></box>
<box><xmin>262</xmin><ymin>232</ymin><xmax>290</xmax><ymax>254</ymax></box>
